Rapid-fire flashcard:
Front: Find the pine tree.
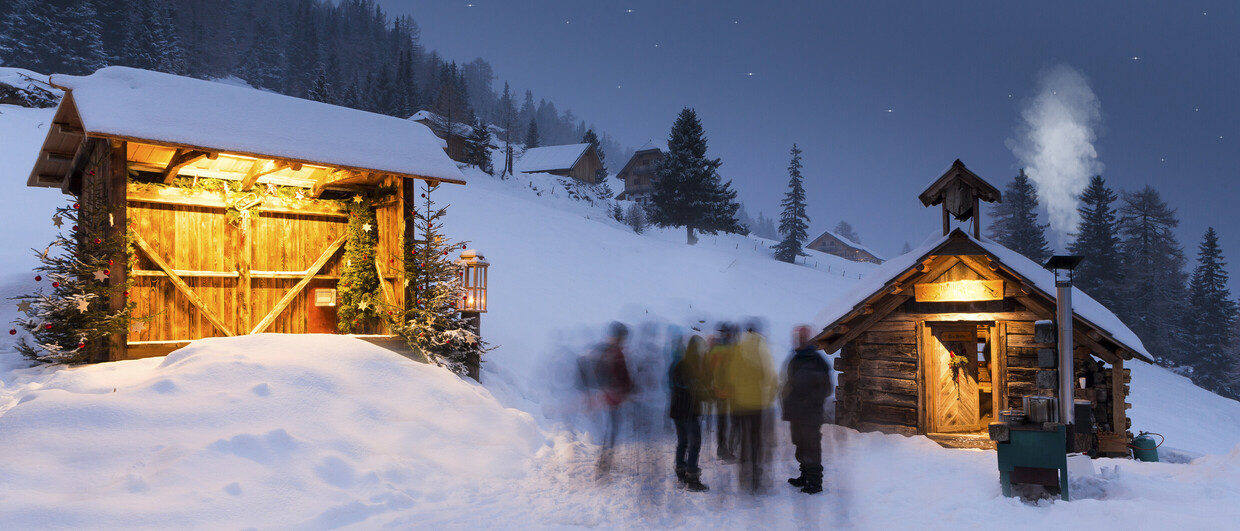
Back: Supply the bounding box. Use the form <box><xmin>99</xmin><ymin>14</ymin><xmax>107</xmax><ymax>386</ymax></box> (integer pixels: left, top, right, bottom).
<box><xmin>625</xmin><ymin>202</ymin><xmax>648</xmax><ymax>234</ymax></box>
<box><xmin>774</xmin><ymin>144</ymin><xmax>810</xmax><ymax>263</ymax></box>
<box><xmin>307</xmin><ymin>70</ymin><xmax>333</xmax><ymax>103</ymax></box>
<box><xmin>1186</xmin><ymin>228</ymin><xmax>1237</xmax><ymax>391</ymax></box>
<box><xmin>399</xmin><ymin>182</ymin><xmax>488</xmax><ymax>375</ymax></box>
<box><xmin>735</xmin><ymin>203</ymin><xmax>754</xmax><ymax>235</ymax></box>
<box><xmin>0</xmin><ymin>0</ymin><xmax>105</xmax><ymax>75</ymax></box>
<box><xmin>834</xmin><ymin>220</ymin><xmax>861</xmax><ymax>244</ymax></box>
<box><xmin>1118</xmin><ymin>185</ymin><xmax>1188</xmax><ymax>366</ymax></box>
<box><xmin>582</xmin><ymin>129</ymin><xmax>610</xmax><ymax>192</ymax></box>
<box><xmin>337</xmin><ymin>194</ymin><xmax>385</xmax><ymax>333</ymax></box>
<box><xmin>464</xmin><ymin>117</ymin><xmax>493</xmax><ymax>175</ymax></box>
<box><xmin>12</xmin><ymin>199</ymin><xmax>140</xmax><ymax>363</ymax></box>
<box><xmin>1067</xmin><ymin>175</ymin><xmax>1123</xmax><ymax>309</ymax></box>
<box><xmin>987</xmin><ymin>169</ymin><xmax>1053</xmax><ymax>263</ymax></box>
<box><xmin>648</xmin><ymin>108</ymin><xmax>741</xmax><ymax>244</ymax></box>
<box><xmin>525</xmin><ymin>117</ymin><xmax>540</xmax><ymax>148</ymax></box>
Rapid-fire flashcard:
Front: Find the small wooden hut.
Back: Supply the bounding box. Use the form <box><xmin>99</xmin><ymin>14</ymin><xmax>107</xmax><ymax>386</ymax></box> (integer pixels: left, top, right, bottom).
<box><xmin>812</xmin><ymin>160</ymin><xmax>1151</xmax><ymax>451</ymax></box>
<box><xmin>515</xmin><ymin>143</ymin><xmax>603</xmax><ymax>184</ymax></box>
<box><xmin>26</xmin><ymin>66</ymin><xmax>467</xmax><ymax>362</ymax></box>
<box><xmin>806</xmin><ymin>230</ymin><xmax>884</xmax><ymax>264</ymax></box>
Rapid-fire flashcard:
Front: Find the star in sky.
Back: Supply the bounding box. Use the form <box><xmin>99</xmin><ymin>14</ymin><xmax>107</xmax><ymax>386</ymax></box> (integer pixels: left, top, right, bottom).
<box><xmin>1130</xmin><ymin>56</ymin><xmax>1140</xmax><ymax>60</ymax></box>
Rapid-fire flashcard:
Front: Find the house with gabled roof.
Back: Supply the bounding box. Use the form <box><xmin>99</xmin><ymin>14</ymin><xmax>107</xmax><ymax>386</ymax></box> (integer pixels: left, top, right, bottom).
<box><xmin>26</xmin><ymin>66</ymin><xmax>466</xmax><ymax>362</ymax></box>
<box><xmin>811</xmin><ymin>160</ymin><xmax>1149</xmax><ymax>452</ymax></box>
<box><xmin>806</xmin><ymin>230</ymin><xmax>884</xmax><ymax>264</ymax></box>
<box><xmin>515</xmin><ymin>143</ymin><xmax>603</xmax><ymax>184</ymax></box>
<box><xmin>615</xmin><ymin>142</ymin><xmax>663</xmax><ymax>203</ymax></box>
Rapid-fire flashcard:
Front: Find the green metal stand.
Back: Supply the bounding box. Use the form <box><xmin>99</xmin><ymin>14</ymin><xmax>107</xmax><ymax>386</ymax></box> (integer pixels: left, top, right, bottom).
<box><xmin>996</xmin><ymin>423</ymin><xmax>1069</xmax><ymax>501</ymax></box>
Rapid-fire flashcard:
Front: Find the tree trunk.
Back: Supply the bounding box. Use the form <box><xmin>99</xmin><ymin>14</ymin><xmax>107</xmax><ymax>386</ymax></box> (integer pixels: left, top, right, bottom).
<box><xmin>686</xmin><ymin>225</ymin><xmax>697</xmax><ymax>245</ymax></box>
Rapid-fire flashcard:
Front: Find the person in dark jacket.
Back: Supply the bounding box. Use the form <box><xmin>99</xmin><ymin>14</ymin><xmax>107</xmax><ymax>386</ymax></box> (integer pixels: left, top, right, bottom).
<box><xmin>668</xmin><ymin>334</ymin><xmax>710</xmax><ymax>492</ymax></box>
<box><xmin>596</xmin><ymin>322</ymin><xmax>634</xmax><ymax>477</ymax></box>
<box><xmin>781</xmin><ymin>325</ymin><xmax>833</xmax><ymax>494</ymax></box>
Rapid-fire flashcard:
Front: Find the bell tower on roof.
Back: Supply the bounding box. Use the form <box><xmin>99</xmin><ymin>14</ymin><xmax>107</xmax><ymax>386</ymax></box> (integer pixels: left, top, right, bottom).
<box><xmin>918</xmin><ymin>159</ymin><xmax>1002</xmax><ymax>238</ymax></box>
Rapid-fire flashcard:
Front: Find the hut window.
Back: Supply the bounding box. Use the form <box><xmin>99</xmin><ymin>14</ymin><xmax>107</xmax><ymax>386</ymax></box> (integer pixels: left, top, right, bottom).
<box><xmin>314</xmin><ymin>288</ymin><xmax>337</xmax><ymax>307</ymax></box>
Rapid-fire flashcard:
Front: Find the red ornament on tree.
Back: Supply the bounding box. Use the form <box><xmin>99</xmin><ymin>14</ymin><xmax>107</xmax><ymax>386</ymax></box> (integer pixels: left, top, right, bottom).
<box><xmin>108</xmin><ymin>259</ymin><xmax>113</xmax><ymax>266</ymax></box>
<box><xmin>52</xmin><ymin>282</ymin><xmax>59</xmax><ymax>288</ymax></box>
<box><xmin>104</xmin><ymin>269</ymin><xmax>111</xmax><ymax>276</ymax></box>
<box><xmin>72</xmin><ymin>225</ymin><xmax>78</xmax><ymax>231</ymax></box>
<box><xmin>446</xmin><ymin>339</ymin><xmax>452</xmax><ymax>345</ymax></box>
<box><xmin>8</xmin><ymin>329</ymin><xmax>15</xmax><ymax>335</ymax></box>
<box><xmin>44</xmin><ymin>324</ymin><xmax>52</xmax><ymax>329</ymax></box>
<box><xmin>77</xmin><ymin>343</ymin><xmax>85</xmax><ymax>349</ymax></box>
<box><xmin>73</xmin><ymin>203</ymin><xmax>79</xmax><ymax>209</ymax></box>
<box><xmin>94</xmin><ymin>238</ymin><xmax>102</xmax><ymax>244</ymax></box>
<box><xmin>123</xmin><ymin>291</ymin><xmax>130</xmax><ymax>297</ymax></box>
<box><xmin>34</xmin><ymin>275</ymin><xmax>41</xmax><ymax>281</ymax></box>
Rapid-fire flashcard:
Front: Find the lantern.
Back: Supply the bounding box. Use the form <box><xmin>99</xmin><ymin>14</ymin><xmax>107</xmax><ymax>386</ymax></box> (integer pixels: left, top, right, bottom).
<box><xmin>456</xmin><ymin>250</ymin><xmax>489</xmax><ymax>313</ymax></box>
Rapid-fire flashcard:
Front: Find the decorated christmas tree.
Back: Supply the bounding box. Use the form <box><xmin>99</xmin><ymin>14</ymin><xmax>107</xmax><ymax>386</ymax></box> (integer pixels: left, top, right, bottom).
<box><xmin>10</xmin><ymin>199</ymin><xmax>138</xmax><ymax>363</ymax></box>
<box><xmin>399</xmin><ymin>181</ymin><xmax>488</xmax><ymax>375</ymax></box>
<box><xmin>337</xmin><ymin>192</ymin><xmax>389</xmax><ymax>333</ymax></box>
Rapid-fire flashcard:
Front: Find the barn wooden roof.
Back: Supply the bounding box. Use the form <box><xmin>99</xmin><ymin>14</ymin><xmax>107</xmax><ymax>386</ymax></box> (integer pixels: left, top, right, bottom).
<box><xmin>806</xmin><ymin>230</ymin><xmax>885</xmax><ymax>262</ymax></box>
<box><xmin>27</xmin><ymin>67</ymin><xmax>466</xmax><ymax>191</ymax></box>
<box><xmin>918</xmin><ymin>159</ymin><xmax>1002</xmax><ymax>207</ymax></box>
<box><xmin>811</xmin><ymin>229</ymin><xmax>1153</xmax><ymax>364</ymax></box>
<box><xmin>515</xmin><ymin>143</ymin><xmax>598</xmax><ymax>174</ymax></box>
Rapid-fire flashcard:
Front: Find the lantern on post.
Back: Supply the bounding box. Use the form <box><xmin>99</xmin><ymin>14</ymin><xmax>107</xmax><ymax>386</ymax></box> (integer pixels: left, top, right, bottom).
<box><xmin>456</xmin><ymin>249</ymin><xmax>488</xmax><ymax>382</ymax></box>
<box><xmin>456</xmin><ymin>250</ymin><xmax>488</xmax><ymax>313</ymax></box>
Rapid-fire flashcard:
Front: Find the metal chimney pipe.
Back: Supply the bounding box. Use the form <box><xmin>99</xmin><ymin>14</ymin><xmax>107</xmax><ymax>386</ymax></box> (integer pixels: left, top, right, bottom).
<box><xmin>1056</xmin><ymin>283</ymin><xmax>1075</xmax><ymax>427</ymax></box>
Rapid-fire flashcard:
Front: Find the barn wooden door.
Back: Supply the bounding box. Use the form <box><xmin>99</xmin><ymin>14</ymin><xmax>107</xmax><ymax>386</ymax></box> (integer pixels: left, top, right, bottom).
<box><xmin>924</xmin><ymin>322</ymin><xmax>984</xmax><ymax>433</ymax></box>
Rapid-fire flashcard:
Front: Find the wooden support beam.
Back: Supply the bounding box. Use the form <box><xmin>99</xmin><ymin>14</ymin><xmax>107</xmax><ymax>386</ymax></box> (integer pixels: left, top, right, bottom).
<box><xmin>127</xmin><ymin>185</ymin><xmax>347</xmax><ymax>218</ymax></box>
<box><xmin>1111</xmin><ymin>358</ymin><xmax>1126</xmax><ymax>435</ymax></box>
<box><xmin>238</xmin><ymin>215</ymin><xmax>253</xmax><ymax>335</ymax></box>
<box><xmin>249</xmin><ymin>232</ymin><xmax>347</xmax><ymax>335</ymax></box>
<box><xmin>44</xmin><ymin>151</ymin><xmax>76</xmax><ymax>162</ymax></box>
<box><xmin>161</xmin><ymin>148</ymin><xmax>211</xmax><ymax>184</ymax></box>
<box><xmin>106</xmin><ymin>141</ymin><xmax>129</xmax><ymax>362</ymax></box>
<box><xmin>133</xmin><ymin>231</ymin><xmax>236</xmax><ymax>337</ymax></box>
<box><xmin>310</xmin><ymin>169</ymin><xmax>371</xmax><ymax>198</ymax></box>
<box><xmin>240</xmin><ymin>159</ymin><xmax>289</xmax><ymax>191</ymax></box>
<box><xmin>375</xmin><ymin>254</ymin><xmax>397</xmax><ymax>307</ymax></box>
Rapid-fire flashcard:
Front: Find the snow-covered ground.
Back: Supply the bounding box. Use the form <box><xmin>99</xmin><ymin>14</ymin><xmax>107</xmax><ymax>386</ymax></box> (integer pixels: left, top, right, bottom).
<box><xmin>3</xmin><ymin>95</ymin><xmax>1240</xmax><ymax>529</ymax></box>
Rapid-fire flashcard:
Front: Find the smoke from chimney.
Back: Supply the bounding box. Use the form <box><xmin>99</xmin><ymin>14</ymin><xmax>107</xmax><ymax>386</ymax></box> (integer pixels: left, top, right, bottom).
<box><xmin>1008</xmin><ymin>65</ymin><xmax>1103</xmax><ymax>246</ymax></box>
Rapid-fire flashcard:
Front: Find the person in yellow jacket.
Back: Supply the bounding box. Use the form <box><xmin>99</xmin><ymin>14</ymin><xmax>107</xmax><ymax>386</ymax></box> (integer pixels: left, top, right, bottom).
<box><xmin>716</xmin><ymin>319</ymin><xmax>778</xmax><ymax>493</ymax></box>
<box><xmin>704</xmin><ymin>323</ymin><xmax>739</xmax><ymax>461</ymax></box>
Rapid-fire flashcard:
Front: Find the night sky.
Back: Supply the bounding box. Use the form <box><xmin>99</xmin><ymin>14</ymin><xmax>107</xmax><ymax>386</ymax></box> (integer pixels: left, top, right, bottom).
<box><xmin>380</xmin><ymin>1</ymin><xmax>1239</xmax><ymax>288</ymax></box>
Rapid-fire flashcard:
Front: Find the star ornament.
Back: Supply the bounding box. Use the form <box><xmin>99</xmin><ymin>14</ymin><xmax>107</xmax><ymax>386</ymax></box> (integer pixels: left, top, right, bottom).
<box><xmin>130</xmin><ymin>320</ymin><xmax>146</xmax><ymax>334</ymax></box>
<box><xmin>362</xmin><ymin>223</ymin><xmax>372</xmax><ymax>232</ymax></box>
<box><xmin>76</xmin><ymin>299</ymin><xmax>90</xmax><ymax>313</ymax></box>
<box><xmin>358</xmin><ymin>300</ymin><xmax>371</xmax><ymax>311</ymax></box>
<box><xmin>352</xmin><ymin>195</ymin><xmax>364</xmax><ymax>203</ymax></box>
<box><xmin>16</xmin><ymin>300</ymin><xmax>32</xmax><ymax>314</ymax></box>
<box><xmin>93</xmin><ymin>270</ymin><xmax>108</xmax><ymax>281</ymax></box>
<box><xmin>52</xmin><ymin>215</ymin><xmax>63</xmax><ymax>227</ymax></box>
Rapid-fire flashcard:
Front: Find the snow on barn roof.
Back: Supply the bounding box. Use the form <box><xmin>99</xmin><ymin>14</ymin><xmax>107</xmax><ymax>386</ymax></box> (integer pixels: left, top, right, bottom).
<box><xmin>813</xmin><ymin>229</ymin><xmax>1151</xmax><ymax>361</ymax></box>
<box><xmin>408</xmin><ymin>110</ymin><xmax>473</xmax><ymax>137</ymax></box>
<box><xmin>48</xmin><ymin>67</ymin><xmax>465</xmax><ymax>183</ymax></box>
<box><xmin>515</xmin><ymin>143</ymin><xmax>592</xmax><ymax>174</ymax></box>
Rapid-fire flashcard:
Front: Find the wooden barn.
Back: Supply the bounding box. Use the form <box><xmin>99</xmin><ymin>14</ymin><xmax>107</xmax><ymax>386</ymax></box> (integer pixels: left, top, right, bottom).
<box><xmin>408</xmin><ymin>110</ymin><xmax>471</xmax><ymax>163</ymax></box>
<box><xmin>515</xmin><ymin>143</ymin><xmax>604</xmax><ymax>184</ymax></box>
<box><xmin>806</xmin><ymin>230</ymin><xmax>884</xmax><ymax>264</ymax></box>
<box><xmin>812</xmin><ymin>160</ymin><xmax>1151</xmax><ymax>451</ymax></box>
<box><xmin>614</xmin><ymin>143</ymin><xmax>663</xmax><ymax>204</ymax></box>
<box><xmin>26</xmin><ymin>66</ymin><xmax>467</xmax><ymax>362</ymax></box>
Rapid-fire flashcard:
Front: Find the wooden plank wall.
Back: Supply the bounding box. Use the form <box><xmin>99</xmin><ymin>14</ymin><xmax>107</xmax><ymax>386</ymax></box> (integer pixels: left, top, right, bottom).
<box><xmin>128</xmin><ymin>202</ymin><xmax>347</xmax><ymax>342</ymax></box>
<box><xmin>835</xmin><ymin>320</ymin><xmax>920</xmax><ymax>435</ymax></box>
<box><xmin>1002</xmin><ymin>321</ymin><xmax>1047</xmax><ymax>408</ymax></box>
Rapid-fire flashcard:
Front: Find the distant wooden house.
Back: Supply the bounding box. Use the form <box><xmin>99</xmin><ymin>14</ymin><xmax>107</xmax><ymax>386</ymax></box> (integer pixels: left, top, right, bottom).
<box><xmin>515</xmin><ymin>143</ymin><xmax>603</xmax><ymax>184</ymax></box>
<box><xmin>409</xmin><ymin>110</ymin><xmax>471</xmax><ymax>163</ymax></box>
<box><xmin>806</xmin><ymin>231</ymin><xmax>884</xmax><ymax>264</ymax></box>
<box><xmin>26</xmin><ymin>66</ymin><xmax>467</xmax><ymax>362</ymax></box>
<box><xmin>615</xmin><ymin>143</ymin><xmax>663</xmax><ymax>204</ymax></box>
<box><xmin>811</xmin><ymin>160</ymin><xmax>1150</xmax><ymax>451</ymax></box>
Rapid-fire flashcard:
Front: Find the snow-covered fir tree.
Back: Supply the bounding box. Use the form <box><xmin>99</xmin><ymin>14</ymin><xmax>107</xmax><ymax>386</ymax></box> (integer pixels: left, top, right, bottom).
<box><xmin>465</xmin><ymin>117</ymin><xmax>493</xmax><ymax>175</ymax></box>
<box><xmin>774</xmin><ymin>144</ymin><xmax>810</xmax><ymax>263</ymax></box>
<box><xmin>0</xmin><ymin>0</ymin><xmax>106</xmax><ymax>75</ymax></box>
<box><xmin>1186</xmin><ymin>227</ymin><xmax>1237</xmax><ymax>392</ymax></box>
<box><xmin>1118</xmin><ymin>185</ymin><xmax>1188</xmax><ymax>366</ymax></box>
<box><xmin>649</xmin><ymin>107</ymin><xmax>741</xmax><ymax>244</ymax></box>
<box><xmin>625</xmin><ymin>203</ymin><xmax>648</xmax><ymax>234</ymax></box>
<box><xmin>12</xmin><ymin>199</ymin><xmax>139</xmax><ymax>363</ymax></box>
<box><xmin>735</xmin><ymin>203</ymin><xmax>754</xmax><ymax>236</ymax></box>
<box><xmin>987</xmin><ymin>169</ymin><xmax>1052</xmax><ymax>264</ymax></box>
<box><xmin>752</xmin><ymin>212</ymin><xmax>778</xmax><ymax>240</ymax></box>
<box><xmin>834</xmin><ymin>220</ymin><xmax>861</xmax><ymax>244</ymax></box>
<box><xmin>1068</xmin><ymin>175</ymin><xmax>1123</xmax><ymax>310</ymax></box>
<box><xmin>525</xmin><ymin>117</ymin><xmax>540</xmax><ymax>148</ymax></box>
<box><xmin>307</xmin><ymin>70</ymin><xmax>333</xmax><ymax>103</ymax></box>
<box><xmin>399</xmin><ymin>182</ymin><xmax>488</xmax><ymax>375</ymax></box>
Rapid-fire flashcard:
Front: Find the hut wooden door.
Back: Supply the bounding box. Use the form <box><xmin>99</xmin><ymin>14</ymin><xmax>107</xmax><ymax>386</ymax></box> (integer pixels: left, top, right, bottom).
<box><xmin>924</xmin><ymin>322</ymin><xmax>984</xmax><ymax>433</ymax></box>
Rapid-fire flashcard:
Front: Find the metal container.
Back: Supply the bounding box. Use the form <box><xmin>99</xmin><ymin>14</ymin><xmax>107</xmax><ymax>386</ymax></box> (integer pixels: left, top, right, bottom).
<box><xmin>1000</xmin><ymin>409</ymin><xmax>1026</xmax><ymax>426</ymax></box>
<box><xmin>1132</xmin><ymin>432</ymin><xmax>1161</xmax><ymax>462</ymax></box>
<box><xmin>1023</xmin><ymin>396</ymin><xmax>1058</xmax><ymax>423</ymax></box>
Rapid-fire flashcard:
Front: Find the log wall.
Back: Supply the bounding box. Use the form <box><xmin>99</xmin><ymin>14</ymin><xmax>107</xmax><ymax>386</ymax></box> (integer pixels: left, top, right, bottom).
<box><xmin>835</xmin><ymin>320</ymin><xmax>920</xmax><ymax>435</ymax></box>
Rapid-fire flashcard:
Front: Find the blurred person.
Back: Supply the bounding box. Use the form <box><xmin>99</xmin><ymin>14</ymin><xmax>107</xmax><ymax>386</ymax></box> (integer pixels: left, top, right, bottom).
<box><xmin>668</xmin><ymin>334</ymin><xmax>710</xmax><ymax>492</ymax></box>
<box><xmin>782</xmin><ymin>325</ymin><xmax>833</xmax><ymax>494</ymax></box>
<box><xmin>720</xmin><ymin>319</ymin><xmax>778</xmax><ymax>493</ymax></box>
<box><xmin>704</xmin><ymin>322</ymin><xmax>739</xmax><ymax>461</ymax></box>
<box><xmin>595</xmin><ymin>321</ymin><xmax>634</xmax><ymax>476</ymax></box>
